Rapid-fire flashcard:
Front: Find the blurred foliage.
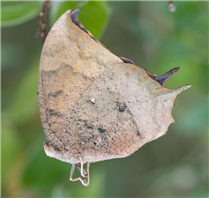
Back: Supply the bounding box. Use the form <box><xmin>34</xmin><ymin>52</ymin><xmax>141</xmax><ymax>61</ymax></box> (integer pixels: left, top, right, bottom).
<box><xmin>1</xmin><ymin>1</ymin><xmax>43</xmax><ymax>27</ymax></box>
<box><xmin>1</xmin><ymin>1</ymin><xmax>208</xmax><ymax>198</ymax></box>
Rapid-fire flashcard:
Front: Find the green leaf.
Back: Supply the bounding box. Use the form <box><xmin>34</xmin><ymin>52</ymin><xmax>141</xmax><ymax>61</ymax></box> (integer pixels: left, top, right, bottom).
<box><xmin>21</xmin><ymin>141</ymin><xmax>69</xmax><ymax>192</ymax></box>
<box><xmin>79</xmin><ymin>1</ymin><xmax>110</xmax><ymax>39</ymax></box>
<box><xmin>1</xmin><ymin>1</ymin><xmax>42</xmax><ymax>27</ymax></box>
<box><xmin>1</xmin><ymin>113</ymin><xmax>22</xmax><ymax>181</ymax></box>
<box><xmin>50</xmin><ymin>1</ymin><xmax>110</xmax><ymax>40</ymax></box>
<box><xmin>8</xmin><ymin>60</ymin><xmax>39</xmax><ymax>124</ymax></box>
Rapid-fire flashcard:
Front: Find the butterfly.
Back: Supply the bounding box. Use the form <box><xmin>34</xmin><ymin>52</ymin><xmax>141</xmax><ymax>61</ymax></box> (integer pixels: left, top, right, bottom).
<box><xmin>37</xmin><ymin>8</ymin><xmax>191</xmax><ymax>186</ymax></box>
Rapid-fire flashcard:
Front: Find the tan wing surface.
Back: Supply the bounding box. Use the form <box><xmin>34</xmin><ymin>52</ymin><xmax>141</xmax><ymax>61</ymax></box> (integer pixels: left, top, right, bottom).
<box><xmin>68</xmin><ymin>62</ymin><xmax>190</xmax><ymax>163</ymax></box>
<box><xmin>38</xmin><ymin>9</ymin><xmax>122</xmax><ymax>159</ymax></box>
<box><xmin>38</xmin><ymin>9</ymin><xmax>191</xmax><ymax>165</ymax></box>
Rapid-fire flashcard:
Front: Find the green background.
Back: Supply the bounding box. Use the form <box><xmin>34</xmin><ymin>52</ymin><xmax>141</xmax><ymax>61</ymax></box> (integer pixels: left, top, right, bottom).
<box><xmin>1</xmin><ymin>1</ymin><xmax>208</xmax><ymax>197</ymax></box>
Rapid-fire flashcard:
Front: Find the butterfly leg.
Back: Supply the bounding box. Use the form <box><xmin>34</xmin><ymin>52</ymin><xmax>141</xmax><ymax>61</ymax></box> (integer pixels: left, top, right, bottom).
<box><xmin>78</xmin><ymin>153</ymin><xmax>85</xmax><ymax>177</ymax></box>
<box><xmin>79</xmin><ymin>162</ymin><xmax>90</xmax><ymax>186</ymax></box>
<box><xmin>69</xmin><ymin>163</ymin><xmax>84</xmax><ymax>185</ymax></box>
<box><xmin>69</xmin><ymin>162</ymin><xmax>90</xmax><ymax>186</ymax></box>
<box><xmin>76</xmin><ymin>155</ymin><xmax>90</xmax><ymax>186</ymax></box>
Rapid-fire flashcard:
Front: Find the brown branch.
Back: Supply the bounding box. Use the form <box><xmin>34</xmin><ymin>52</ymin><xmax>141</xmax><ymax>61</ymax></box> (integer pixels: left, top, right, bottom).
<box><xmin>35</xmin><ymin>1</ymin><xmax>50</xmax><ymax>43</ymax></box>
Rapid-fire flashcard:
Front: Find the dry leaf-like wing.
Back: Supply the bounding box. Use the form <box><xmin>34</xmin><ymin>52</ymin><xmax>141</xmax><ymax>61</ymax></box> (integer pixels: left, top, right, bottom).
<box><xmin>38</xmin><ymin>9</ymin><xmax>191</xmax><ymax>186</ymax></box>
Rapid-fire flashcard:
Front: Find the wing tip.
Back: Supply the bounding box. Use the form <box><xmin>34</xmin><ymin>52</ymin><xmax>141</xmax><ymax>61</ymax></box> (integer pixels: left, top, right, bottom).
<box><xmin>176</xmin><ymin>84</ymin><xmax>192</xmax><ymax>94</ymax></box>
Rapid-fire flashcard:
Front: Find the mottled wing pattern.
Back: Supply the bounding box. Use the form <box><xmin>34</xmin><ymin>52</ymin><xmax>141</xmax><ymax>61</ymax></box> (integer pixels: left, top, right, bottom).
<box><xmin>68</xmin><ymin>62</ymin><xmax>189</xmax><ymax>163</ymax></box>
<box><xmin>38</xmin><ymin>9</ymin><xmax>190</xmax><ymax>164</ymax></box>
<box><xmin>38</xmin><ymin>9</ymin><xmax>122</xmax><ymax>160</ymax></box>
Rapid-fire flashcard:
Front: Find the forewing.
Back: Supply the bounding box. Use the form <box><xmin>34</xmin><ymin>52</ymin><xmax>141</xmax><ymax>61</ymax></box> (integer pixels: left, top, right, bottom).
<box><xmin>38</xmin><ymin>9</ymin><xmax>122</xmax><ymax>150</ymax></box>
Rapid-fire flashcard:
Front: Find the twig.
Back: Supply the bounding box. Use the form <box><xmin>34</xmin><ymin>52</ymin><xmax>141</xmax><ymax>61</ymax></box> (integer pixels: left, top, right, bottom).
<box><xmin>35</xmin><ymin>1</ymin><xmax>50</xmax><ymax>43</ymax></box>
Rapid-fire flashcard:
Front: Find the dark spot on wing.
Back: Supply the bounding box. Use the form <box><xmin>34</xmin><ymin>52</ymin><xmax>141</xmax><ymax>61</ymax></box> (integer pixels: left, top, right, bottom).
<box><xmin>137</xmin><ymin>130</ymin><xmax>140</xmax><ymax>136</ymax></box>
<box><xmin>98</xmin><ymin>127</ymin><xmax>106</xmax><ymax>133</ymax></box>
<box><xmin>119</xmin><ymin>102</ymin><xmax>126</xmax><ymax>112</ymax></box>
<box><xmin>49</xmin><ymin>109</ymin><xmax>62</xmax><ymax>118</ymax></box>
<box><xmin>48</xmin><ymin>90</ymin><xmax>63</xmax><ymax>97</ymax></box>
<box><xmin>49</xmin><ymin>109</ymin><xmax>57</xmax><ymax>116</ymax></box>
<box><xmin>83</xmin><ymin>120</ymin><xmax>94</xmax><ymax>129</ymax></box>
<box><xmin>84</xmin><ymin>120</ymin><xmax>88</xmax><ymax>127</ymax></box>
<box><xmin>57</xmin><ymin>113</ymin><xmax>63</xmax><ymax>118</ymax></box>
<box><xmin>87</xmin><ymin>125</ymin><xmax>94</xmax><ymax>129</ymax></box>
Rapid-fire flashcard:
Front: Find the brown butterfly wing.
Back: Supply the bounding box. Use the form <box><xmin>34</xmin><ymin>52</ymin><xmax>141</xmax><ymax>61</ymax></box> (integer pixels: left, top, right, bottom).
<box><xmin>38</xmin><ymin>9</ymin><xmax>122</xmax><ymax>163</ymax></box>
<box><xmin>38</xmin><ymin>9</ymin><xmax>191</xmax><ymax>164</ymax></box>
<box><xmin>70</xmin><ymin>62</ymin><xmax>190</xmax><ymax>163</ymax></box>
